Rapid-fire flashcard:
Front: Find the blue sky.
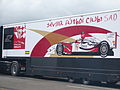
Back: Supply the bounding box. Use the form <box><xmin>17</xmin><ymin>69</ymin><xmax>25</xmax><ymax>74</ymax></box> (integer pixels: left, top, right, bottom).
<box><xmin>0</xmin><ymin>0</ymin><xmax>120</xmax><ymax>25</ymax></box>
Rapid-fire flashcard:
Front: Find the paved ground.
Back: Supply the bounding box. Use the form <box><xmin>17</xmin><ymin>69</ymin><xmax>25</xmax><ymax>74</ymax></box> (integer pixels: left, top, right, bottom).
<box><xmin>0</xmin><ymin>74</ymin><xmax>120</xmax><ymax>90</ymax></box>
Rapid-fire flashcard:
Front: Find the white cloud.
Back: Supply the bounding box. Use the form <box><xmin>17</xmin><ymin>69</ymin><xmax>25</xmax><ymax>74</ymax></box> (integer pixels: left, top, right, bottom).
<box><xmin>0</xmin><ymin>0</ymin><xmax>120</xmax><ymax>25</ymax></box>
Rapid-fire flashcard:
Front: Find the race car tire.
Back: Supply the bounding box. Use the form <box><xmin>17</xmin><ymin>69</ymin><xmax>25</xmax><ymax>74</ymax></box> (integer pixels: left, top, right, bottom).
<box><xmin>99</xmin><ymin>41</ymin><xmax>110</xmax><ymax>58</ymax></box>
<box><xmin>56</xmin><ymin>43</ymin><xmax>63</xmax><ymax>56</ymax></box>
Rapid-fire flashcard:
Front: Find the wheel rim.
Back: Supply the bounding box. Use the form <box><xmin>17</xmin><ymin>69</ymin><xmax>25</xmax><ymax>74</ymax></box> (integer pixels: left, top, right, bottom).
<box><xmin>12</xmin><ymin>64</ymin><xmax>17</xmax><ymax>75</ymax></box>
<box><xmin>82</xmin><ymin>79</ymin><xmax>90</xmax><ymax>85</ymax></box>
<box><xmin>68</xmin><ymin>78</ymin><xmax>74</xmax><ymax>83</ymax></box>
<box><xmin>11</xmin><ymin>62</ymin><xmax>19</xmax><ymax>76</ymax></box>
<box><xmin>100</xmin><ymin>45</ymin><xmax>108</xmax><ymax>54</ymax></box>
<box><xmin>100</xmin><ymin>43</ymin><xmax>108</xmax><ymax>57</ymax></box>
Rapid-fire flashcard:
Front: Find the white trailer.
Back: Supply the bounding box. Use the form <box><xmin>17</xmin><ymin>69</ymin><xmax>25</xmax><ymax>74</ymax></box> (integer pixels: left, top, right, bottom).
<box><xmin>0</xmin><ymin>9</ymin><xmax>120</xmax><ymax>84</ymax></box>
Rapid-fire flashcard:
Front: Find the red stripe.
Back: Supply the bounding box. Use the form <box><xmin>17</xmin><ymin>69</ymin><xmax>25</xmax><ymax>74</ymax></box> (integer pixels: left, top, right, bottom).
<box><xmin>53</xmin><ymin>25</ymin><xmax>111</xmax><ymax>36</ymax></box>
<box><xmin>31</xmin><ymin>38</ymin><xmax>51</xmax><ymax>57</ymax></box>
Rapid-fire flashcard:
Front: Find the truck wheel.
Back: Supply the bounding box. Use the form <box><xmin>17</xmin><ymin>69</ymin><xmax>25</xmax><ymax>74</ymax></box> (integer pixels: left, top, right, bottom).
<box><xmin>11</xmin><ymin>61</ymin><xmax>20</xmax><ymax>76</ymax></box>
<box><xmin>56</xmin><ymin>43</ymin><xmax>63</xmax><ymax>56</ymax></box>
<box><xmin>82</xmin><ymin>79</ymin><xmax>90</xmax><ymax>85</ymax></box>
<box><xmin>68</xmin><ymin>78</ymin><xmax>75</xmax><ymax>83</ymax></box>
<box><xmin>99</xmin><ymin>41</ymin><xmax>109</xmax><ymax>57</ymax></box>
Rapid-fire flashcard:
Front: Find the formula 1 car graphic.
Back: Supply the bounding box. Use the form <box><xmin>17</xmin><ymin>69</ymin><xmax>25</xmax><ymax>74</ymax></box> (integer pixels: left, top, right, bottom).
<box><xmin>56</xmin><ymin>32</ymin><xmax>117</xmax><ymax>57</ymax></box>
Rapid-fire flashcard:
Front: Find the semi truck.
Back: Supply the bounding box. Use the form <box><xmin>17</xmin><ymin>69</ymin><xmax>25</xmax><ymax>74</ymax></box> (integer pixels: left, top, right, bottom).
<box><xmin>0</xmin><ymin>9</ymin><xmax>120</xmax><ymax>84</ymax></box>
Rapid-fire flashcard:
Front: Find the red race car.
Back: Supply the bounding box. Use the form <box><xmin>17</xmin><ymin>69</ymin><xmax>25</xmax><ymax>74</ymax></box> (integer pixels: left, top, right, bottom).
<box><xmin>56</xmin><ymin>32</ymin><xmax>117</xmax><ymax>57</ymax></box>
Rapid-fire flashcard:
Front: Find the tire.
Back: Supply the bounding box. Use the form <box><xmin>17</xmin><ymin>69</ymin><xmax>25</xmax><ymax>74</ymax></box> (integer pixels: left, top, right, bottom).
<box><xmin>82</xmin><ymin>79</ymin><xmax>90</xmax><ymax>85</ymax></box>
<box><xmin>99</xmin><ymin>41</ymin><xmax>109</xmax><ymax>58</ymax></box>
<box><xmin>68</xmin><ymin>78</ymin><xmax>75</xmax><ymax>83</ymax></box>
<box><xmin>56</xmin><ymin>43</ymin><xmax>63</xmax><ymax>56</ymax></box>
<box><xmin>11</xmin><ymin>61</ymin><xmax>20</xmax><ymax>76</ymax></box>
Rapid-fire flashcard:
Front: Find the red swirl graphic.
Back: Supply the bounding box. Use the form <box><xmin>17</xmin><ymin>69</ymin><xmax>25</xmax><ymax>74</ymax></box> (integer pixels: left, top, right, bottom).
<box><xmin>31</xmin><ymin>25</ymin><xmax>112</xmax><ymax>57</ymax></box>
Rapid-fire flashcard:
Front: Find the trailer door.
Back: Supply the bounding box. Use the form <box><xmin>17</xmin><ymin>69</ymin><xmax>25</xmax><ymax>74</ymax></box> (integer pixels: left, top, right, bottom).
<box><xmin>4</xmin><ymin>27</ymin><xmax>14</xmax><ymax>49</ymax></box>
<box><xmin>0</xmin><ymin>26</ymin><xmax>3</xmax><ymax>58</ymax></box>
<box><xmin>3</xmin><ymin>27</ymin><xmax>14</xmax><ymax>58</ymax></box>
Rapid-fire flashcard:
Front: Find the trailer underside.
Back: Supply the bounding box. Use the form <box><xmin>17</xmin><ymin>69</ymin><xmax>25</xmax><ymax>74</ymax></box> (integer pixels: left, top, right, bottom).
<box><xmin>1</xmin><ymin>57</ymin><xmax>120</xmax><ymax>84</ymax></box>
